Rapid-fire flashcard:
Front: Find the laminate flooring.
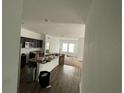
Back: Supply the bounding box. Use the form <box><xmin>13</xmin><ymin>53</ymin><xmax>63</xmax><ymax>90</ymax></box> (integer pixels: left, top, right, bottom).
<box><xmin>19</xmin><ymin>65</ymin><xmax>80</xmax><ymax>93</ymax></box>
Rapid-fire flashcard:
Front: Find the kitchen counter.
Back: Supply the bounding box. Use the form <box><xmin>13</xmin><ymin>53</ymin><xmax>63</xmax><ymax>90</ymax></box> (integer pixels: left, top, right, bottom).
<box><xmin>38</xmin><ymin>57</ymin><xmax>59</xmax><ymax>72</ymax></box>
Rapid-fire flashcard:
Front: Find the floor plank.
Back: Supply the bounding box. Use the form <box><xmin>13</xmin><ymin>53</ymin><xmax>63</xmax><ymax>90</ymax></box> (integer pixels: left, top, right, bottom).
<box><xmin>19</xmin><ymin>65</ymin><xmax>80</xmax><ymax>93</ymax></box>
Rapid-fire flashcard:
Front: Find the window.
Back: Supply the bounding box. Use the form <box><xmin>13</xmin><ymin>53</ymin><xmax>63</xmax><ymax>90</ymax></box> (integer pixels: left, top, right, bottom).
<box><xmin>69</xmin><ymin>43</ymin><xmax>75</xmax><ymax>53</ymax></box>
<box><xmin>62</xmin><ymin>43</ymin><xmax>75</xmax><ymax>53</ymax></box>
<box><xmin>62</xmin><ymin>43</ymin><xmax>68</xmax><ymax>52</ymax></box>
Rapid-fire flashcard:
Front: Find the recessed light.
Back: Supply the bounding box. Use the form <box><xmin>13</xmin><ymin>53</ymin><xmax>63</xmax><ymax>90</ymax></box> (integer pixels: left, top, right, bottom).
<box><xmin>44</xmin><ymin>19</ymin><xmax>48</xmax><ymax>22</ymax></box>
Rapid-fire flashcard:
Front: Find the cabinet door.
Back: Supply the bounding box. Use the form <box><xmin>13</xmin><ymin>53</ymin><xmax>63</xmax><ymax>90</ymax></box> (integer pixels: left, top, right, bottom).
<box><xmin>20</xmin><ymin>37</ymin><xmax>42</xmax><ymax>48</ymax></box>
<box><xmin>21</xmin><ymin>37</ymin><xmax>25</xmax><ymax>48</ymax></box>
<box><xmin>37</xmin><ymin>40</ymin><xmax>42</xmax><ymax>48</ymax></box>
<box><xmin>33</xmin><ymin>39</ymin><xmax>37</xmax><ymax>48</ymax></box>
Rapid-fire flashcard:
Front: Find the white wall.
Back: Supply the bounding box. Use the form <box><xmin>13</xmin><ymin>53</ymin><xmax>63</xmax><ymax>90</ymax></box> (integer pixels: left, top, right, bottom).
<box><xmin>3</xmin><ymin>0</ymin><xmax>23</xmax><ymax>93</ymax></box>
<box><xmin>50</xmin><ymin>37</ymin><xmax>60</xmax><ymax>53</ymax></box>
<box><xmin>78</xmin><ymin>38</ymin><xmax>84</xmax><ymax>61</ymax></box>
<box><xmin>22</xmin><ymin>24</ymin><xmax>85</xmax><ymax>38</ymax></box>
<box><xmin>45</xmin><ymin>34</ymin><xmax>60</xmax><ymax>54</ymax></box>
<box><xmin>21</xmin><ymin>27</ymin><xmax>44</xmax><ymax>40</ymax></box>
<box><xmin>82</xmin><ymin>0</ymin><xmax>121</xmax><ymax>93</ymax></box>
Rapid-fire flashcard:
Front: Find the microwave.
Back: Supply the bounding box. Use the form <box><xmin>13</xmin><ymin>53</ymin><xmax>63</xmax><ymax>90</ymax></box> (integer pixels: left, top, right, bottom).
<box><xmin>25</xmin><ymin>42</ymin><xmax>33</xmax><ymax>48</ymax></box>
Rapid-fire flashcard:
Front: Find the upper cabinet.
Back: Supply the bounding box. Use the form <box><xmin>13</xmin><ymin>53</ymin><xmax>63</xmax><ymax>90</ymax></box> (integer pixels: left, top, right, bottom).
<box><xmin>21</xmin><ymin>37</ymin><xmax>42</xmax><ymax>48</ymax></box>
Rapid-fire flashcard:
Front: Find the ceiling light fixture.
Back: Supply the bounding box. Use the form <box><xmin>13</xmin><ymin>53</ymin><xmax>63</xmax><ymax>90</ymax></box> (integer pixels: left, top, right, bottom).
<box><xmin>44</xmin><ymin>18</ymin><xmax>48</xmax><ymax>22</ymax></box>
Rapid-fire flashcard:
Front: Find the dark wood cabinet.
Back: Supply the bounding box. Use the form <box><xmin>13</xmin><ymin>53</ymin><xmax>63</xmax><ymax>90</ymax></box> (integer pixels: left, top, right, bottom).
<box><xmin>21</xmin><ymin>37</ymin><xmax>25</xmax><ymax>48</ymax></box>
<box><xmin>37</xmin><ymin>40</ymin><xmax>42</xmax><ymax>48</ymax></box>
<box><xmin>21</xmin><ymin>37</ymin><xmax>42</xmax><ymax>48</ymax></box>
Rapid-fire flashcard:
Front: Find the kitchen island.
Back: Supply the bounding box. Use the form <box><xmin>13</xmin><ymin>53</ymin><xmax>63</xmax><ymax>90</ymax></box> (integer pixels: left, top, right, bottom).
<box><xmin>38</xmin><ymin>57</ymin><xmax>59</xmax><ymax>72</ymax></box>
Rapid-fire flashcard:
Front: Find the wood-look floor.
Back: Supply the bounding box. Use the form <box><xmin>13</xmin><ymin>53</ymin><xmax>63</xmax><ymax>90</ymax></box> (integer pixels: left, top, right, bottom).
<box><xmin>19</xmin><ymin>65</ymin><xmax>80</xmax><ymax>93</ymax></box>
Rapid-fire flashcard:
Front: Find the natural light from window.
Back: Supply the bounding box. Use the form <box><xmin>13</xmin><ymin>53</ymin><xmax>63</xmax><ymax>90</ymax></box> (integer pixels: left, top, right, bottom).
<box><xmin>62</xmin><ymin>43</ymin><xmax>75</xmax><ymax>53</ymax></box>
<box><xmin>46</xmin><ymin>42</ymin><xmax>50</xmax><ymax>50</ymax></box>
<box><xmin>69</xmin><ymin>43</ymin><xmax>75</xmax><ymax>53</ymax></box>
<box><xmin>62</xmin><ymin>43</ymin><xmax>68</xmax><ymax>52</ymax></box>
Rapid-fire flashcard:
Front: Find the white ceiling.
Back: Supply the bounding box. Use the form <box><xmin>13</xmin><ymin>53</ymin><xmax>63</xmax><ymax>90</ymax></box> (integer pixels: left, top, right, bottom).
<box><xmin>22</xmin><ymin>23</ymin><xmax>85</xmax><ymax>38</ymax></box>
<box><xmin>22</xmin><ymin>0</ymin><xmax>92</xmax><ymax>24</ymax></box>
<box><xmin>21</xmin><ymin>0</ymin><xmax>91</xmax><ymax>38</ymax></box>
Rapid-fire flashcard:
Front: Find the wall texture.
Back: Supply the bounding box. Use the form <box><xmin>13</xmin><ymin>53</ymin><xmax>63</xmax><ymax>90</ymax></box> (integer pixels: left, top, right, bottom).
<box><xmin>82</xmin><ymin>0</ymin><xmax>122</xmax><ymax>93</ymax></box>
<box><xmin>45</xmin><ymin>34</ymin><xmax>60</xmax><ymax>53</ymax></box>
<box><xmin>21</xmin><ymin>28</ymin><xmax>44</xmax><ymax>40</ymax></box>
<box><xmin>78</xmin><ymin>38</ymin><xmax>84</xmax><ymax>61</ymax></box>
<box><xmin>3</xmin><ymin>0</ymin><xmax>23</xmax><ymax>93</ymax></box>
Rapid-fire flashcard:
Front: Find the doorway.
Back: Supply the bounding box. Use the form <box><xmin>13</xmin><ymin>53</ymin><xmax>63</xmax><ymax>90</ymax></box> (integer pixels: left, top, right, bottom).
<box><xmin>17</xmin><ymin>0</ymin><xmax>88</xmax><ymax>93</ymax></box>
